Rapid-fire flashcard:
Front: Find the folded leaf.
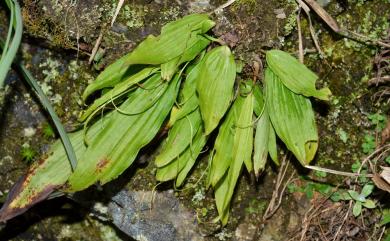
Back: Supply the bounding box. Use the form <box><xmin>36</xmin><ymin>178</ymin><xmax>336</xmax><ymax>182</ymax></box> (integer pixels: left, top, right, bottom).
<box><xmin>266</xmin><ymin>50</ymin><xmax>331</xmax><ymax>101</ymax></box>
<box><xmin>80</xmin><ymin>67</ymin><xmax>159</xmax><ymax>122</ymax></box>
<box><xmin>207</xmin><ymin>97</ymin><xmax>243</xmax><ymax>188</ymax></box>
<box><xmin>160</xmin><ymin>35</ymin><xmax>210</xmax><ymax>81</ymax></box>
<box><xmin>268</xmin><ymin>124</ymin><xmax>279</xmax><ymax>165</ymax></box>
<box><xmin>254</xmin><ymin>102</ymin><xmax>270</xmax><ymax>177</ymax></box>
<box><xmin>155</xmin><ymin>108</ymin><xmax>202</xmax><ymax>167</ymax></box>
<box><xmin>65</xmin><ymin>74</ymin><xmax>181</xmax><ymax>192</ymax></box>
<box><xmin>196</xmin><ymin>46</ymin><xmax>236</xmax><ymax>134</ymax></box>
<box><xmin>168</xmin><ymin>63</ymin><xmax>201</xmax><ymax>126</ymax></box>
<box><xmin>83</xmin><ymin>14</ymin><xmax>214</xmax><ymax>100</ymax></box>
<box><xmin>175</xmin><ymin>131</ymin><xmax>207</xmax><ymax>187</ymax></box>
<box><xmin>265</xmin><ymin>68</ymin><xmax>318</xmax><ymax>165</ymax></box>
<box><xmin>253</xmin><ymin>84</ymin><xmax>264</xmax><ymax>117</ymax></box>
<box><xmin>124</xmin><ymin>14</ymin><xmax>214</xmax><ymax>65</ymax></box>
<box><xmin>156</xmin><ymin>128</ymin><xmax>206</xmax><ymax>183</ymax></box>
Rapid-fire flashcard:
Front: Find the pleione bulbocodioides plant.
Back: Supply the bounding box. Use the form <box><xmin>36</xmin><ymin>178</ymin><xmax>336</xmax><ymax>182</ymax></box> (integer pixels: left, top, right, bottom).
<box><xmin>0</xmin><ymin>14</ymin><xmax>331</xmax><ymax>225</ymax></box>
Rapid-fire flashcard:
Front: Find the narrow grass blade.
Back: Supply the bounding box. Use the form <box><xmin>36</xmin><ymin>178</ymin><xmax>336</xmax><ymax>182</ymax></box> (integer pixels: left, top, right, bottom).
<box><xmin>19</xmin><ymin>65</ymin><xmax>78</xmax><ymax>171</ymax></box>
<box><xmin>0</xmin><ymin>0</ymin><xmax>22</xmax><ymax>88</ymax></box>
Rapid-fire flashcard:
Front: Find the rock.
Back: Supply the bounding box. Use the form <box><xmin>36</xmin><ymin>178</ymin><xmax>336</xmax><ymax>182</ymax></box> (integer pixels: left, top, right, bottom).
<box><xmin>108</xmin><ymin>190</ymin><xmax>203</xmax><ymax>241</ymax></box>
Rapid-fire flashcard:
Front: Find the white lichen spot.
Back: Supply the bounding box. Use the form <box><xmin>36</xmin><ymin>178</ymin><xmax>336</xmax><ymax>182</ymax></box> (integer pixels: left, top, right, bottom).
<box><xmin>23</xmin><ymin>127</ymin><xmax>36</xmax><ymax>137</ymax></box>
<box><xmin>215</xmin><ymin>229</ymin><xmax>232</xmax><ymax>241</ymax></box>
<box><xmin>192</xmin><ymin>189</ymin><xmax>205</xmax><ymax>203</ymax></box>
<box><xmin>136</xmin><ymin>234</ymin><xmax>149</xmax><ymax>241</ymax></box>
<box><xmin>68</xmin><ymin>60</ymin><xmax>80</xmax><ymax>80</ymax></box>
<box><xmin>50</xmin><ymin>93</ymin><xmax>63</xmax><ymax>104</ymax></box>
<box><xmin>93</xmin><ymin>202</ymin><xmax>108</xmax><ymax>215</ymax></box>
<box><xmin>39</xmin><ymin>82</ymin><xmax>53</xmax><ymax>96</ymax></box>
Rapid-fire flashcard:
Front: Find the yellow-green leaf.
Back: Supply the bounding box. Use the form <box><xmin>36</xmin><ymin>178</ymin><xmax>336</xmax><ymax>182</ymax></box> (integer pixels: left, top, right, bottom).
<box><xmin>83</xmin><ymin>14</ymin><xmax>214</xmax><ymax>100</ymax></box>
<box><xmin>265</xmin><ymin>68</ymin><xmax>318</xmax><ymax>166</ymax></box>
<box><xmin>156</xmin><ymin>128</ymin><xmax>206</xmax><ymax>183</ymax></box>
<box><xmin>254</xmin><ymin>102</ymin><xmax>270</xmax><ymax>177</ymax></box>
<box><xmin>266</xmin><ymin>50</ymin><xmax>331</xmax><ymax>101</ymax></box>
<box><xmin>207</xmin><ymin>97</ymin><xmax>243</xmax><ymax>187</ymax></box>
<box><xmin>80</xmin><ymin>67</ymin><xmax>159</xmax><ymax>122</ymax></box>
<box><xmin>65</xmin><ymin>74</ymin><xmax>181</xmax><ymax>192</ymax></box>
<box><xmin>155</xmin><ymin>109</ymin><xmax>202</xmax><ymax>167</ymax></box>
<box><xmin>196</xmin><ymin>46</ymin><xmax>236</xmax><ymax>134</ymax></box>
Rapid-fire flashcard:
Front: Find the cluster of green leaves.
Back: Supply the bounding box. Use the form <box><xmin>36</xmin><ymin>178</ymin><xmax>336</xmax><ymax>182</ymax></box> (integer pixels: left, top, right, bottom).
<box><xmin>0</xmin><ymin>14</ymin><xmax>332</xmax><ymax>225</ymax></box>
<box><xmin>331</xmin><ymin>184</ymin><xmax>376</xmax><ymax>217</ymax></box>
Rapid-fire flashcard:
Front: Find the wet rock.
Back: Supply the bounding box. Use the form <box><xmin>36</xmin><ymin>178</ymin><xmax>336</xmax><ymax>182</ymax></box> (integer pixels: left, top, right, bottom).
<box><xmin>108</xmin><ymin>189</ymin><xmax>203</xmax><ymax>241</ymax></box>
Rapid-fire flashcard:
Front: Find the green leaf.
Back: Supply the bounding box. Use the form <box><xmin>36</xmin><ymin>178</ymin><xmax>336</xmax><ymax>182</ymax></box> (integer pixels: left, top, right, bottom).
<box><xmin>83</xmin><ymin>14</ymin><xmax>214</xmax><ymax>100</ymax></box>
<box><xmin>254</xmin><ymin>101</ymin><xmax>270</xmax><ymax>177</ymax></box>
<box><xmin>265</xmin><ymin>68</ymin><xmax>318</xmax><ymax>166</ymax></box>
<box><xmin>160</xmin><ymin>35</ymin><xmax>210</xmax><ymax>81</ymax></box>
<box><xmin>268</xmin><ymin>125</ymin><xmax>279</xmax><ymax>165</ymax></box>
<box><xmin>196</xmin><ymin>46</ymin><xmax>236</xmax><ymax>135</ymax></box>
<box><xmin>123</xmin><ymin>14</ymin><xmax>215</xmax><ymax>66</ymax></box>
<box><xmin>380</xmin><ymin>211</ymin><xmax>390</xmax><ymax>226</ymax></box>
<box><xmin>266</xmin><ymin>50</ymin><xmax>331</xmax><ymax>101</ymax></box>
<box><xmin>362</xmin><ymin>199</ymin><xmax>376</xmax><ymax>209</ymax></box>
<box><xmin>348</xmin><ymin>190</ymin><xmax>365</xmax><ymax>202</ymax></box>
<box><xmin>65</xmin><ymin>74</ymin><xmax>181</xmax><ymax>192</ymax></box>
<box><xmin>234</xmin><ymin>87</ymin><xmax>254</xmax><ymax>172</ymax></box>
<box><xmin>79</xmin><ymin>67</ymin><xmax>159</xmax><ymax>122</ymax></box>
<box><xmin>207</xmin><ymin>97</ymin><xmax>243</xmax><ymax>187</ymax></box>
<box><xmin>168</xmin><ymin>63</ymin><xmax>201</xmax><ymax>126</ymax></box>
<box><xmin>0</xmin><ymin>0</ymin><xmax>22</xmax><ymax>89</ymax></box>
<box><xmin>215</xmin><ymin>90</ymin><xmax>253</xmax><ymax>225</ymax></box>
<box><xmin>253</xmin><ymin>84</ymin><xmax>264</xmax><ymax>117</ymax></box>
<box><xmin>352</xmin><ymin>201</ymin><xmax>362</xmax><ymax>217</ymax></box>
<box><xmin>361</xmin><ymin>184</ymin><xmax>374</xmax><ymax>197</ymax></box>
<box><xmin>156</xmin><ymin>128</ymin><xmax>206</xmax><ymax>182</ymax></box>
<box><xmin>155</xmin><ymin>109</ymin><xmax>202</xmax><ymax>167</ymax></box>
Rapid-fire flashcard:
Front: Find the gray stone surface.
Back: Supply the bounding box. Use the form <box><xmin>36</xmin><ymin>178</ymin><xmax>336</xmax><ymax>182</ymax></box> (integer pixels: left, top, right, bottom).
<box><xmin>108</xmin><ymin>190</ymin><xmax>203</xmax><ymax>241</ymax></box>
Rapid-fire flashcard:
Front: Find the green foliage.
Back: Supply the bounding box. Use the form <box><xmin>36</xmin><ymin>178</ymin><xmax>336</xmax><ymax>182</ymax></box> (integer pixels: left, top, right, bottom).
<box><xmin>331</xmin><ymin>184</ymin><xmax>376</xmax><ymax>217</ymax></box>
<box><xmin>368</xmin><ymin>113</ymin><xmax>386</xmax><ymax>131</ymax></box>
<box><xmin>0</xmin><ymin>15</ymin><xmax>332</xmax><ymax>225</ymax></box>
<box><xmin>20</xmin><ymin>146</ymin><xmax>36</xmax><ymax>163</ymax></box>
<box><xmin>42</xmin><ymin>123</ymin><xmax>55</xmax><ymax>139</ymax></box>
<box><xmin>362</xmin><ymin>134</ymin><xmax>376</xmax><ymax>154</ymax></box>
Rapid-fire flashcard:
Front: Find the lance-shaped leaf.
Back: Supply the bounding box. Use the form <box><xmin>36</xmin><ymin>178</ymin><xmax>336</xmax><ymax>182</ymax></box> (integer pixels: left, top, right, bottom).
<box><xmin>155</xmin><ymin>108</ymin><xmax>202</xmax><ymax>167</ymax></box>
<box><xmin>254</xmin><ymin>103</ymin><xmax>270</xmax><ymax>177</ymax></box>
<box><xmin>215</xmin><ymin>90</ymin><xmax>253</xmax><ymax>225</ymax></box>
<box><xmin>268</xmin><ymin>124</ymin><xmax>279</xmax><ymax>165</ymax></box>
<box><xmin>0</xmin><ymin>115</ymin><xmax>106</xmax><ymax>222</ymax></box>
<box><xmin>65</xmin><ymin>74</ymin><xmax>181</xmax><ymax>192</ymax></box>
<box><xmin>160</xmin><ymin>35</ymin><xmax>210</xmax><ymax>81</ymax></box>
<box><xmin>197</xmin><ymin>46</ymin><xmax>236</xmax><ymax>134</ymax></box>
<box><xmin>266</xmin><ymin>50</ymin><xmax>331</xmax><ymax>101</ymax></box>
<box><xmin>175</xmin><ymin>131</ymin><xmax>207</xmax><ymax>187</ymax></box>
<box><xmin>156</xmin><ymin>127</ymin><xmax>206</xmax><ymax>183</ymax></box>
<box><xmin>253</xmin><ymin>84</ymin><xmax>264</xmax><ymax>117</ymax></box>
<box><xmin>79</xmin><ymin>67</ymin><xmax>159</xmax><ymax>122</ymax></box>
<box><xmin>207</xmin><ymin>97</ymin><xmax>243</xmax><ymax>188</ymax></box>
<box><xmin>83</xmin><ymin>14</ymin><xmax>215</xmax><ymax>100</ymax></box>
<box><xmin>265</xmin><ymin>68</ymin><xmax>318</xmax><ymax>166</ymax></box>
<box><xmin>169</xmin><ymin>62</ymin><xmax>201</xmax><ymax>126</ymax></box>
